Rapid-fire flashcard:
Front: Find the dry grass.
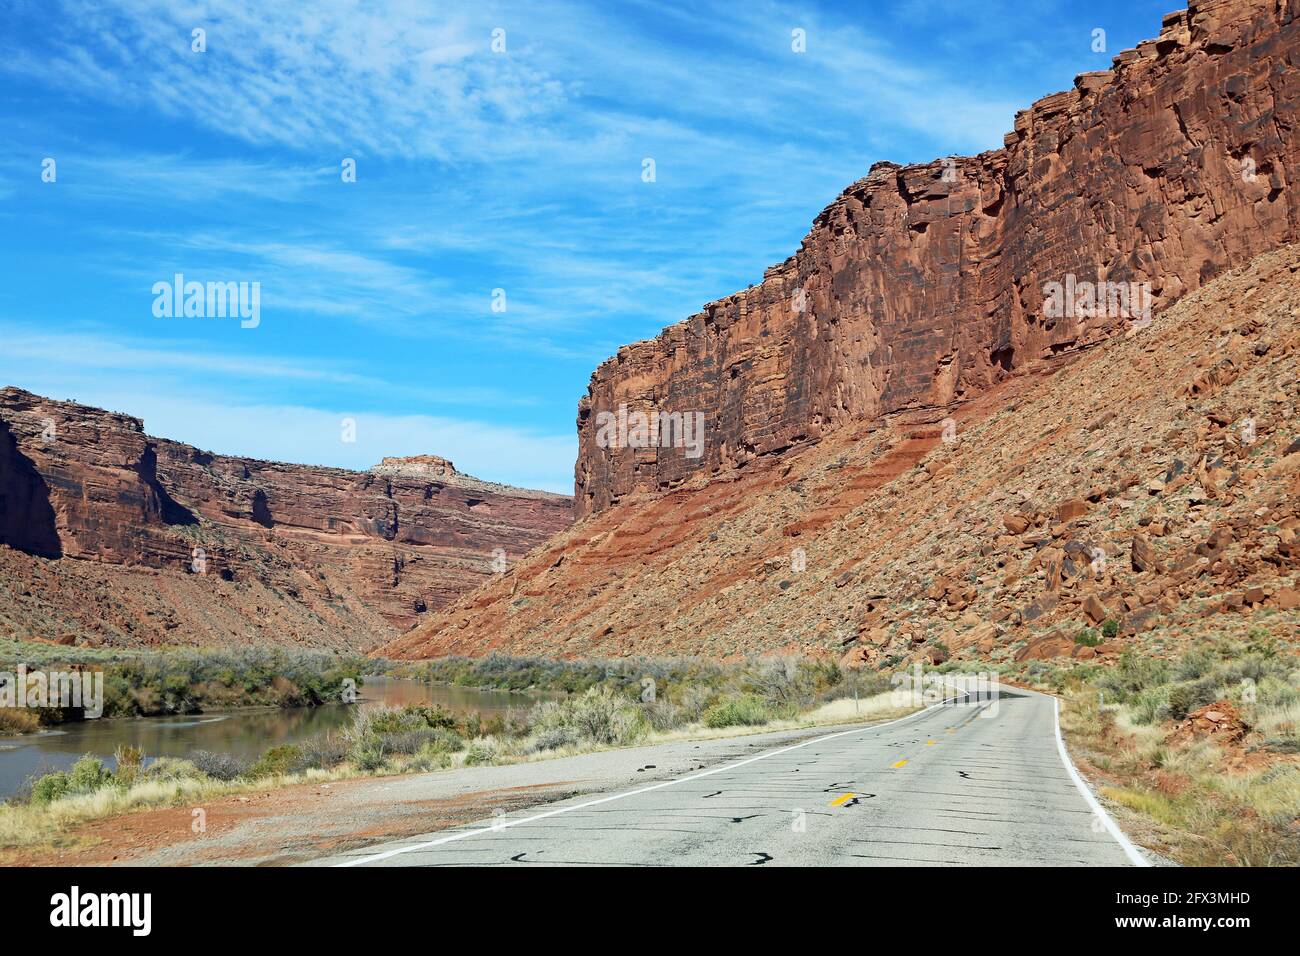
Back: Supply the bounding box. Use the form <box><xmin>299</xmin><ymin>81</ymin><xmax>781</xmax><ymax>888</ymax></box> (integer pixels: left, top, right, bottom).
<box><xmin>0</xmin><ymin>709</ymin><xmax>42</xmax><ymax>735</ymax></box>
<box><xmin>1062</xmin><ymin>688</ymin><xmax>1300</xmax><ymax>866</ymax></box>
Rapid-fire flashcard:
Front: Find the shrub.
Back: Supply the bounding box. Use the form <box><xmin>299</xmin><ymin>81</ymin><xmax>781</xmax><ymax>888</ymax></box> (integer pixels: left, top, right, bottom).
<box><xmin>30</xmin><ymin>771</ymin><xmax>71</xmax><ymax>805</ymax></box>
<box><xmin>529</xmin><ymin>687</ymin><xmax>648</xmax><ymax>748</ymax></box>
<box><xmin>703</xmin><ymin>694</ymin><xmax>771</xmax><ymax>728</ymax></box>
<box><xmin>1166</xmin><ymin>680</ymin><xmax>1219</xmax><ymax>721</ymax></box>
<box><xmin>378</xmin><ymin>729</ymin><xmax>442</xmax><ymax>755</ymax></box>
<box><xmin>1075</xmin><ymin>628</ymin><xmax>1102</xmax><ymax>647</ymax></box>
<box><xmin>0</xmin><ymin>708</ymin><xmax>42</xmax><ymax>735</ymax></box>
<box><xmin>1174</xmin><ymin>648</ymin><xmax>1215</xmax><ymax>682</ymax></box>
<box><xmin>1129</xmin><ymin>686</ymin><xmax>1170</xmax><ymax>725</ymax></box>
<box><xmin>113</xmin><ymin>745</ymin><xmax>144</xmax><ymax>787</ymax></box>
<box><xmin>351</xmin><ymin>741</ymin><xmax>388</xmax><ymax>771</ymax></box>
<box><xmin>191</xmin><ymin>750</ymin><xmax>248</xmax><ymax>781</ymax></box>
<box><xmin>291</xmin><ymin>736</ymin><xmax>349</xmax><ymax>772</ymax></box>
<box><xmin>531</xmin><ymin>726</ymin><xmax>576</xmax><ymax>751</ymax></box>
<box><xmin>1100</xmin><ymin>618</ymin><xmax>1119</xmax><ymax>640</ymax></box>
<box><xmin>247</xmin><ymin>744</ymin><xmax>303</xmax><ymax>779</ymax></box>
<box><xmin>145</xmin><ymin>757</ymin><xmax>200</xmax><ymax>781</ymax></box>
<box><xmin>68</xmin><ymin>755</ymin><xmax>112</xmax><ymax>793</ymax></box>
<box><xmin>463</xmin><ymin>740</ymin><xmax>498</xmax><ymax>766</ymax></box>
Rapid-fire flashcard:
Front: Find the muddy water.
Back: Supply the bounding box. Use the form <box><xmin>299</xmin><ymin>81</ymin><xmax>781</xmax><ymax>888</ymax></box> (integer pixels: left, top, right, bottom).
<box><xmin>0</xmin><ymin>677</ymin><xmax>549</xmax><ymax>800</ymax></box>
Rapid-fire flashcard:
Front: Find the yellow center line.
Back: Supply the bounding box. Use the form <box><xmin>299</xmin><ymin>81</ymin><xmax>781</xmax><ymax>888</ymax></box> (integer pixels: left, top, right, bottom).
<box><xmin>829</xmin><ymin>793</ymin><xmax>856</xmax><ymax>807</ymax></box>
<box><xmin>890</xmin><ymin>759</ymin><xmax>908</xmax><ymax>768</ymax></box>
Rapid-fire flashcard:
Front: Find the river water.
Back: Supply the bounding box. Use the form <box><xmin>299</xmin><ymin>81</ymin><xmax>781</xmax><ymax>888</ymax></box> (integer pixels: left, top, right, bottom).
<box><xmin>0</xmin><ymin>677</ymin><xmax>549</xmax><ymax>801</ymax></box>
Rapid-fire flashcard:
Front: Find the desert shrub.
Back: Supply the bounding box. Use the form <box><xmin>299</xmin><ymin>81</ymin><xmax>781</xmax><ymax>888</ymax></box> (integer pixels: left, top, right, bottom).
<box><xmin>291</xmin><ymin>736</ymin><xmax>349</xmax><ymax>772</ymax></box>
<box><xmin>0</xmin><ymin>708</ymin><xmax>42</xmax><ymax>734</ymax></box>
<box><xmin>1101</xmin><ymin>618</ymin><xmax>1119</xmax><ymax>640</ymax></box>
<box><xmin>1129</xmin><ymin>686</ymin><xmax>1170</xmax><ymax>725</ymax></box>
<box><xmin>145</xmin><ymin>757</ymin><xmax>200</xmax><ymax>781</ymax></box>
<box><xmin>1075</xmin><ymin>628</ymin><xmax>1102</xmax><ymax>647</ymax></box>
<box><xmin>531</xmin><ymin>726</ymin><xmax>577</xmax><ymax>751</ymax></box>
<box><xmin>68</xmin><ymin>755</ymin><xmax>112</xmax><ymax>793</ymax></box>
<box><xmin>29</xmin><ymin>771</ymin><xmax>71</xmax><ymax>805</ymax></box>
<box><xmin>703</xmin><ymin>694</ymin><xmax>771</xmax><ymax>728</ymax></box>
<box><xmin>1175</xmin><ymin>647</ymin><xmax>1215</xmax><ymax>681</ymax></box>
<box><xmin>113</xmin><ymin>745</ymin><xmax>144</xmax><ymax>787</ymax></box>
<box><xmin>423</xmin><ymin>727</ymin><xmax>465</xmax><ymax>753</ymax></box>
<box><xmin>1096</xmin><ymin>652</ymin><xmax>1169</xmax><ymax>703</ymax></box>
<box><xmin>191</xmin><ymin>750</ymin><xmax>248</xmax><ymax>781</ymax></box>
<box><xmin>529</xmin><ymin>687</ymin><xmax>647</xmax><ymax>747</ymax></box>
<box><xmin>378</xmin><ymin>728</ymin><xmax>462</xmax><ymax>755</ymax></box>
<box><xmin>247</xmin><ymin>744</ymin><xmax>303</xmax><ymax>779</ymax></box>
<box><xmin>363</xmin><ymin>704</ymin><xmax>457</xmax><ymax>736</ymax></box>
<box><xmin>643</xmin><ymin>699</ymin><xmax>685</xmax><ymax>733</ymax></box>
<box><xmin>351</xmin><ymin>741</ymin><xmax>388</xmax><ymax>771</ymax></box>
<box><xmin>1166</xmin><ymin>680</ymin><xmax>1219</xmax><ymax>721</ymax></box>
<box><xmin>463</xmin><ymin>740</ymin><xmax>498</xmax><ymax>766</ymax></box>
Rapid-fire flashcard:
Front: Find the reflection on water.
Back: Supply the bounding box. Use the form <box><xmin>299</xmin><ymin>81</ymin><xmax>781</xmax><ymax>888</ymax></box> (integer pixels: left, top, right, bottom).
<box><xmin>0</xmin><ymin>677</ymin><xmax>550</xmax><ymax>800</ymax></box>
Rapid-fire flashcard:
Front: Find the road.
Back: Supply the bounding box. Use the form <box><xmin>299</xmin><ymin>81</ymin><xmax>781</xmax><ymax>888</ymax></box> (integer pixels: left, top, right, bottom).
<box><xmin>317</xmin><ymin>688</ymin><xmax>1149</xmax><ymax>867</ymax></box>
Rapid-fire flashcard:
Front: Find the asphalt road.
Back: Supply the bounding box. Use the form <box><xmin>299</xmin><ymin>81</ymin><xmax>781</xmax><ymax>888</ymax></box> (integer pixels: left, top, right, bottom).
<box><xmin>319</xmin><ymin>688</ymin><xmax>1148</xmax><ymax>867</ymax></box>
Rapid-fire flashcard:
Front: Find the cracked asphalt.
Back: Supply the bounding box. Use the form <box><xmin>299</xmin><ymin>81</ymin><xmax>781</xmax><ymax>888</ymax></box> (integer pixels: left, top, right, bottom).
<box><xmin>317</xmin><ymin>688</ymin><xmax>1145</xmax><ymax>867</ymax></box>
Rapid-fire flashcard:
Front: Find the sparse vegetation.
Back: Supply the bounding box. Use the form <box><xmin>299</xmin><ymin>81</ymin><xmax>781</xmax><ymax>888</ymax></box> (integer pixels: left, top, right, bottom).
<box><xmin>1056</xmin><ymin>639</ymin><xmax>1300</xmax><ymax>867</ymax></box>
<box><xmin>0</xmin><ymin>641</ymin><xmax>366</xmax><ymax>731</ymax></box>
<box><xmin>0</xmin><ymin>654</ymin><xmax>915</xmax><ymax>850</ymax></box>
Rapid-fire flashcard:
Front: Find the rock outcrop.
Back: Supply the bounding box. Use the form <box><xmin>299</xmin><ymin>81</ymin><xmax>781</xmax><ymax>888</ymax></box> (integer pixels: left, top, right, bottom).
<box><xmin>576</xmin><ymin>0</ymin><xmax>1300</xmax><ymax>518</ymax></box>
<box><xmin>0</xmin><ymin>388</ymin><xmax>571</xmax><ymax>649</ymax></box>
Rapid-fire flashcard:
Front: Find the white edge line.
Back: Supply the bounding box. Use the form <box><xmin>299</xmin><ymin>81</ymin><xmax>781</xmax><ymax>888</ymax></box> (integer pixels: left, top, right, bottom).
<box><xmin>1051</xmin><ymin>695</ymin><xmax>1150</xmax><ymax>867</ymax></box>
<box><xmin>334</xmin><ymin>694</ymin><xmax>963</xmax><ymax>867</ymax></box>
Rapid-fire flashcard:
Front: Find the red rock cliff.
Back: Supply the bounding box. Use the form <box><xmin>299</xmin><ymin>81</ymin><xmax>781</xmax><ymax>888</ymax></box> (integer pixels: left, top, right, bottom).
<box><xmin>576</xmin><ymin>0</ymin><xmax>1300</xmax><ymax>517</ymax></box>
<box><xmin>0</xmin><ymin>388</ymin><xmax>571</xmax><ymax>648</ymax></box>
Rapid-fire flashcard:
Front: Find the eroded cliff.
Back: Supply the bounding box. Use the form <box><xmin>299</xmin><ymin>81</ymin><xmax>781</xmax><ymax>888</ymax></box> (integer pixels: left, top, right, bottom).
<box><xmin>576</xmin><ymin>0</ymin><xmax>1300</xmax><ymax>517</ymax></box>
<box><xmin>0</xmin><ymin>388</ymin><xmax>571</xmax><ymax>649</ymax></box>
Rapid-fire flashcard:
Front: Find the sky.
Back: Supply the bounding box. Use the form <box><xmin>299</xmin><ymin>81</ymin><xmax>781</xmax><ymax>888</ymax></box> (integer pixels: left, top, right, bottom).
<box><xmin>0</xmin><ymin>0</ymin><xmax>1175</xmax><ymax>493</ymax></box>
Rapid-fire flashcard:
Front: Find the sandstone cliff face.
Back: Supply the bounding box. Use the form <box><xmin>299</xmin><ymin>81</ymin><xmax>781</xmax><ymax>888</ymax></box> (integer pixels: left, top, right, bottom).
<box><xmin>0</xmin><ymin>388</ymin><xmax>571</xmax><ymax>648</ymax></box>
<box><xmin>382</xmin><ymin>245</ymin><xmax>1300</xmax><ymax>663</ymax></box>
<box><xmin>576</xmin><ymin>0</ymin><xmax>1300</xmax><ymax>517</ymax></box>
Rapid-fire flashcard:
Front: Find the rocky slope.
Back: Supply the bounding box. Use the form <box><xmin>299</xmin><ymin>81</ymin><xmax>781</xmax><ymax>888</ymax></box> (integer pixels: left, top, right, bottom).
<box><xmin>0</xmin><ymin>389</ymin><xmax>571</xmax><ymax>650</ymax></box>
<box><xmin>381</xmin><ymin>245</ymin><xmax>1299</xmax><ymax>663</ymax></box>
<box><xmin>576</xmin><ymin>0</ymin><xmax>1300</xmax><ymax>518</ymax></box>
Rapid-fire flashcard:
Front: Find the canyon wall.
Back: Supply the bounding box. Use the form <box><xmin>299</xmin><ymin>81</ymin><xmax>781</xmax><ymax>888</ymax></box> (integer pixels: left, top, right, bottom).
<box><xmin>576</xmin><ymin>0</ymin><xmax>1300</xmax><ymax>517</ymax></box>
<box><xmin>0</xmin><ymin>388</ymin><xmax>571</xmax><ymax>648</ymax></box>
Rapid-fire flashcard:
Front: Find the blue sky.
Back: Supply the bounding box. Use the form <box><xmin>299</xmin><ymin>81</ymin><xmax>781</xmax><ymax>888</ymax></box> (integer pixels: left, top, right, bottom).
<box><xmin>0</xmin><ymin>0</ymin><xmax>1174</xmax><ymax>493</ymax></box>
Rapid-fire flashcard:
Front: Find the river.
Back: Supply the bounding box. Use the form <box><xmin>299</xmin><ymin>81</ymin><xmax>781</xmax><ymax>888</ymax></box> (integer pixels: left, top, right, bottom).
<box><xmin>0</xmin><ymin>677</ymin><xmax>551</xmax><ymax>801</ymax></box>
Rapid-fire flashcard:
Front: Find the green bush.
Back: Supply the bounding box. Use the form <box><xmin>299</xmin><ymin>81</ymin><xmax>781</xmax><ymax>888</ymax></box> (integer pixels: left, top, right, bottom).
<box><xmin>1100</xmin><ymin>619</ymin><xmax>1119</xmax><ymax>640</ymax></box>
<box><xmin>702</xmin><ymin>694</ymin><xmax>771</xmax><ymax>728</ymax></box>
<box><xmin>1075</xmin><ymin>628</ymin><xmax>1102</xmax><ymax>647</ymax></box>
<box><xmin>351</xmin><ymin>741</ymin><xmax>388</xmax><ymax>771</ymax></box>
<box><xmin>1166</xmin><ymin>680</ymin><xmax>1219</xmax><ymax>721</ymax></box>
<box><xmin>30</xmin><ymin>771</ymin><xmax>71</xmax><ymax>805</ymax></box>
<box><xmin>68</xmin><ymin>755</ymin><xmax>112</xmax><ymax>793</ymax></box>
<box><xmin>463</xmin><ymin>741</ymin><xmax>498</xmax><ymax>766</ymax></box>
<box><xmin>1130</xmin><ymin>686</ymin><xmax>1170</xmax><ymax>725</ymax></box>
<box><xmin>528</xmin><ymin>687</ymin><xmax>647</xmax><ymax>747</ymax></box>
<box><xmin>247</xmin><ymin>744</ymin><xmax>303</xmax><ymax>779</ymax></box>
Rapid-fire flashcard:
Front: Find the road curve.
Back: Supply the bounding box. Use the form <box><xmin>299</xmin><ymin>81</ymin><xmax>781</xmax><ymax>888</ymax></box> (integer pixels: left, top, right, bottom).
<box><xmin>318</xmin><ymin>688</ymin><xmax>1148</xmax><ymax>867</ymax></box>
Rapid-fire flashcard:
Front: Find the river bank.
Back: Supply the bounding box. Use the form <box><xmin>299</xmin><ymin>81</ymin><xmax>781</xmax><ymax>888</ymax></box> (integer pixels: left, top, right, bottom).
<box><xmin>0</xmin><ymin>693</ymin><xmax>919</xmax><ymax>865</ymax></box>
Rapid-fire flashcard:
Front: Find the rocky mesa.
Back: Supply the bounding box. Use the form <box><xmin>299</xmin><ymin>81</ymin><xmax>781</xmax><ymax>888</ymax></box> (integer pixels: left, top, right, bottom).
<box><xmin>0</xmin><ymin>388</ymin><xmax>571</xmax><ymax>650</ymax></box>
